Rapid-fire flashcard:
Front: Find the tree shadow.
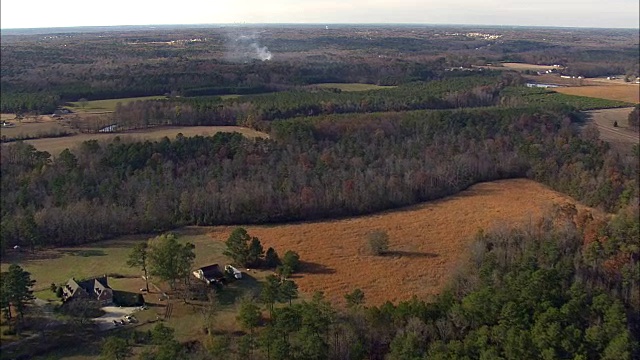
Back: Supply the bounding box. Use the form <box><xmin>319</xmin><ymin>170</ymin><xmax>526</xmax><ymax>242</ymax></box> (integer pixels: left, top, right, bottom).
<box><xmin>60</xmin><ymin>249</ymin><xmax>106</xmax><ymax>257</ymax></box>
<box><xmin>384</xmin><ymin>251</ymin><xmax>438</xmax><ymax>258</ymax></box>
<box><xmin>2</xmin><ymin>249</ymin><xmax>65</xmax><ymax>262</ymax></box>
<box><xmin>298</xmin><ymin>261</ymin><xmax>336</xmax><ymax>275</ymax></box>
<box><xmin>217</xmin><ymin>273</ymin><xmax>260</xmax><ymax>306</ymax></box>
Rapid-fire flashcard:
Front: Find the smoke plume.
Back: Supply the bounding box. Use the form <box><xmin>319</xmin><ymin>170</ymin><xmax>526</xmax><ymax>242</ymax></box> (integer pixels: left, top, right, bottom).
<box><xmin>226</xmin><ymin>33</ymin><xmax>273</xmax><ymax>62</ymax></box>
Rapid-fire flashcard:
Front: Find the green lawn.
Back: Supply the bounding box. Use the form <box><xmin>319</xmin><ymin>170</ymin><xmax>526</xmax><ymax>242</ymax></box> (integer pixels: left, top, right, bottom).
<box><xmin>66</xmin><ymin>95</ymin><xmax>168</xmax><ymax>113</ymax></box>
<box><xmin>0</xmin><ymin>228</ymin><xmax>243</xmax><ymax>297</ymax></box>
<box><xmin>313</xmin><ymin>83</ymin><xmax>397</xmax><ymax>92</ymax></box>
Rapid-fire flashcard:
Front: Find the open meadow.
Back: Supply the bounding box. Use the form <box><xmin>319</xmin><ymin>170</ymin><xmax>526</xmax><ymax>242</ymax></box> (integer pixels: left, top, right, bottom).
<box><xmin>66</xmin><ymin>96</ymin><xmax>168</xmax><ymax>113</ymax></box>
<box><xmin>584</xmin><ymin>107</ymin><xmax>639</xmax><ymax>153</ymax></box>
<box><xmin>4</xmin><ymin>126</ymin><xmax>269</xmax><ymax>155</ymax></box>
<box><xmin>0</xmin><ymin>116</ymin><xmax>75</xmax><ymax>140</ymax></box>
<box><xmin>554</xmin><ymin>84</ymin><xmax>639</xmax><ymax>103</ymax></box>
<box><xmin>2</xmin><ymin>178</ymin><xmax>597</xmax><ymax>310</ymax></box>
<box><xmin>501</xmin><ymin>62</ymin><xmax>562</xmax><ymax>71</ymax></box>
<box><xmin>312</xmin><ymin>83</ymin><xmax>397</xmax><ymax>91</ymax></box>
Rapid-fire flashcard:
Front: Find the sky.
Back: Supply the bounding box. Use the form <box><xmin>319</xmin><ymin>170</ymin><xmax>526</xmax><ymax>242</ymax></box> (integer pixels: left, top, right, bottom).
<box><xmin>1</xmin><ymin>0</ymin><xmax>639</xmax><ymax>29</ymax></box>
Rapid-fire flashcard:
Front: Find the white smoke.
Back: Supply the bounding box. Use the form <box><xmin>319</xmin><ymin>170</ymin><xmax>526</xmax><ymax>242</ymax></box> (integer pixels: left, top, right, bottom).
<box><xmin>251</xmin><ymin>43</ymin><xmax>272</xmax><ymax>61</ymax></box>
<box><xmin>227</xmin><ymin>33</ymin><xmax>273</xmax><ymax>62</ymax></box>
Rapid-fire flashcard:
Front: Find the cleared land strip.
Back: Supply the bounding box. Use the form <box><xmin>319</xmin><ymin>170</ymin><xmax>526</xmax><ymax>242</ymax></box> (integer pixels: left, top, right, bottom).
<box><xmin>6</xmin><ymin>126</ymin><xmax>269</xmax><ymax>155</ymax></box>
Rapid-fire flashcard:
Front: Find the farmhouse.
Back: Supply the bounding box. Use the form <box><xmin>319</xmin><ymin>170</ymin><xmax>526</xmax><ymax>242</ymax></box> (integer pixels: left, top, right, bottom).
<box><xmin>62</xmin><ymin>275</ymin><xmax>113</xmax><ymax>305</ymax></box>
<box><xmin>193</xmin><ymin>264</ymin><xmax>225</xmax><ymax>285</ymax></box>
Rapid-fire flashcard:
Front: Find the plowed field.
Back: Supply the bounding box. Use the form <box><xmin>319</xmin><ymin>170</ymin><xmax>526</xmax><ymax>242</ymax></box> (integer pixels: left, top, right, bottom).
<box><xmin>554</xmin><ymin>85</ymin><xmax>639</xmax><ymax>103</ymax></box>
<box><xmin>207</xmin><ymin>179</ymin><xmax>596</xmax><ymax>306</ymax></box>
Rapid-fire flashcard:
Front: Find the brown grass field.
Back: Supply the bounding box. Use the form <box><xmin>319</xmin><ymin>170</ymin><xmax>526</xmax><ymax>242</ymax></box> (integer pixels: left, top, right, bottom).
<box><xmin>584</xmin><ymin>107</ymin><xmax>639</xmax><ymax>153</ymax></box>
<box><xmin>0</xmin><ymin>116</ymin><xmax>75</xmax><ymax>140</ymax></box>
<box><xmin>554</xmin><ymin>85</ymin><xmax>639</xmax><ymax>103</ymax></box>
<box><xmin>501</xmin><ymin>62</ymin><xmax>561</xmax><ymax>71</ymax></box>
<box><xmin>208</xmin><ymin>179</ymin><xmax>597</xmax><ymax>306</ymax></box>
<box><xmin>3</xmin><ymin>126</ymin><xmax>269</xmax><ymax>155</ymax></box>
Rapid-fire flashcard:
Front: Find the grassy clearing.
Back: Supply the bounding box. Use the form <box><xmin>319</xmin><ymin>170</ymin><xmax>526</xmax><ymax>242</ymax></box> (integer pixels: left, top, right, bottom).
<box><xmin>584</xmin><ymin>107</ymin><xmax>639</xmax><ymax>153</ymax></box>
<box><xmin>4</xmin><ymin>126</ymin><xmax>269</xmax><ymax>156</ymax></box>
<box><xmin>313</xmin><ymin>83</ymin><xmax>397</xmax><ymax>91</ymax></box>
<box><xmin>501</xmin><ymin>62</ymin><xmax>561</xmax><ymax>71</ymax></box>
<box><xmin>554</xmin><ymin>85</ymin><xmax>639</xmax><ymax>104</ymax></box>
<box><xmin>0</xmin><ymin>118</ymin><xmax>75</xmax><ymax>140</ymax></box>
<box><xmin>219</xmin><ymin>94</ymin><xmax>244</xmax><ymax>100</ymax></box>
<box><xmin>66</xmin><ymin>96</ymin><xmax>168</xmax><ymax>113</ymax></box>
<box><xmin>205</xmin><ymin>179</ymin><xmax>599</xmax><ymax>307</ymax></box>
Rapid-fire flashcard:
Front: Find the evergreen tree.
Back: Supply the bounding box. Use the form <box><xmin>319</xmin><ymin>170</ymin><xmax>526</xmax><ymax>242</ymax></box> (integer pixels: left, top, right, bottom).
<box><xmin>100</xmin><ymin>336</ymin><xmax>131</xmax><ymax>360</ymax></box>
<box><xmin>265</xmin><ymin>247</ymin><xmax>281</xmax><ymax>269</ymax></box>
<box><xmin>148</xmin><ymin>234</ymin><xmax>195</xmax><ymax>290</ymax></box>
<box><xmin>247</xmin><ymin>237</ymin><xmax>265</xmax><ymax>267</ymax></box>
<box><xmin>223</xmin><ymin>228</ymin><xmax>251</xmax><ymax>267</ymax></box>
<box><xmin>0</xmin><ymin>264</ymin><xmax>35</xmax><ymax>321</ymax></box>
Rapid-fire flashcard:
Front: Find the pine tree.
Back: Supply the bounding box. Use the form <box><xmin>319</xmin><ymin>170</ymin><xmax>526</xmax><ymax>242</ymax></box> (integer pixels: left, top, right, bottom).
<box><xmin>223</xmin><ymin>228</ymin><xmax>251</xmax><ymax>266</ymax></box>
<box><xmin>1</xmin><ymin>264</ymin><xmax>35</xmax><ymax>321</ymax></box>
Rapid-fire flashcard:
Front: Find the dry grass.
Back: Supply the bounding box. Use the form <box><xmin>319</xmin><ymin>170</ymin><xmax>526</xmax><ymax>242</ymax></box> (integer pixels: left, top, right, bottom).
<box><xmin>0</xmin><ymin>117</ymin><xmax>74</xmax><ymax>140</ymax></box>
<box><xmin>66</xmin><ymin>96</ymin><xmax>168</xmax><ymax>113</ymax></box>
<box><xmin>554</xmin><ymin>85</ymin><xmax>639</xmax><ymax>103</ymax></box>
<box><xmin>206</xmin><ymin>179</ymin><xmax>597</xmax><ymax>307</ymax></box>
<box><xmin>584</xmin><ymin>107</ymin><xmax>639</xmax><ymax>153</ymax></box>
<box><xmin>6</xmin><ymin>126</ymin><xmax>269</xmax><ymax>155</ymax></box>
<box><xmin>501</xmin><ymin>62</ymin><xmax>561</xmax><ymax>71</ymax></box>
<box><xmin>313</xmin><ymin>83</ymin><xmax>397</xmax><ymax>92</ymax></box>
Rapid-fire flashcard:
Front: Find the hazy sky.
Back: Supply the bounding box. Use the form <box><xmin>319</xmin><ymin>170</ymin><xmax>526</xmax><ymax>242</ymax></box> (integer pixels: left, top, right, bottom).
<box><xmin>1</xmin><ymin>0</ymin><xmax>639</xmax><ymax>29</ymax></box>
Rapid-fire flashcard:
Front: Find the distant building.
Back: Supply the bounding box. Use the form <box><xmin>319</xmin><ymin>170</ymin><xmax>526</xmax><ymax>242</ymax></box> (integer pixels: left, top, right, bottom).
<box><xmin>62</xmin><ymin>276</ymin><xmax>113</xmax><ymax>305</ymax></box>
<box><xmin>526</xmin><ymin>83</ymin><xmax>559</xmax><ymax>88</ymax></box>
<box><xmin>98</xmin><ymin>124</ymin><xmax>118</xmax><ymax>133</ymax></box>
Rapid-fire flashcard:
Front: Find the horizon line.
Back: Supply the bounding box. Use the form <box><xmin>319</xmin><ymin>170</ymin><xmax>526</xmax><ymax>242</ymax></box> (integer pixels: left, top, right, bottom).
<box><xmin>2</xmin><ymin>22</ymin><xmax>639</xmax><ymax>32</ymax></box>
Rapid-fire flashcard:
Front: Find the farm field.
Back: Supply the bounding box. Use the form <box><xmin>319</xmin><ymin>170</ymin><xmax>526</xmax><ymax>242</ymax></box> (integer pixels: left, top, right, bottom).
<box><xmin>554</xmin><ymin>85</ymin><xmax>639</xmax><ymax>103</ymax></box>
<box><xmin>500</xmin><ymin>62</ymin><xmax>562</xmax><ymax>71</ymax></box>
<box><xmin>209</xmin><ymin>179</ymin><xmax>598</xmax><ymax>306</ymax></box>
<box><xmin>313</xmin><ymin>83</ymin><xmax>397</xmax><ymax>91</ymax></box>
<box><xmin>0</xmin><ymin>117</ymin><xmax>74</xmax><ymax>140</ymax></box>
<box><xmin>584</xmin><ymin>107</ymin><xmax>639</xmax><ymax>153</ymax></box>
<box><xmin>66</xmin><ymin>95</ymin><xmax>168</xmax><ymax>113</ymax></box>
<box><xmin>6</xmin><ymin>126</ymin><xmax>269</xmax><ymax>155</ymax></box>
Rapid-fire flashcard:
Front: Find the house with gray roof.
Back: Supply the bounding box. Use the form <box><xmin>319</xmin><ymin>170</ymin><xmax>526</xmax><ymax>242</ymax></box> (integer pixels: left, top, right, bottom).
<box><xmin>63</xmin><ymin>275</ymin><xmax>113</xmax><ymax>305</ymax></box>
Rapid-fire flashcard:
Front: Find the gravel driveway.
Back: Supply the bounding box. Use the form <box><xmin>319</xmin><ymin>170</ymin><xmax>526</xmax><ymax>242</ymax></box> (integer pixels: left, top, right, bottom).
<box><xmin>94</xmin><ymin>306</ymin><xmax>139</xmax><ymax>330</ymax></box>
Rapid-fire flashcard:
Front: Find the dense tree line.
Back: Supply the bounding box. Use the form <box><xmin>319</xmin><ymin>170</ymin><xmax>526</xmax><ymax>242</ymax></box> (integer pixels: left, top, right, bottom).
<box><xmin>108</xmin><ymin>75</ymin><xmax>504</xmax><ymax>130</ymax></box>
<box><xmin>0</xmin><ymin>92</ymin><xmax>59</xmax><ymax>114</ymax></box>
<box><xmin>1</xmin><ymin>104</ymin><xmax>637</xmax><ymax>251</ymax></box>
<box><xmin>102</xmin><ymin>77</ymin><xmax>628</xmax><ymax>133</ymax></box>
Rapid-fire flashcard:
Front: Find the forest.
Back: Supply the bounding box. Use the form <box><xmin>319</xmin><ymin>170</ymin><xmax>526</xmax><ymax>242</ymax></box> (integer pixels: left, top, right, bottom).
<box><xmin>1</xmin><ymin>25</ymin><xmax>639</xmax><ymax>359</ymax></box>
<box><xmin>1</xmin><ymin>26</ymin><xmax>638</xmax><ymax>113</ymax></box>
